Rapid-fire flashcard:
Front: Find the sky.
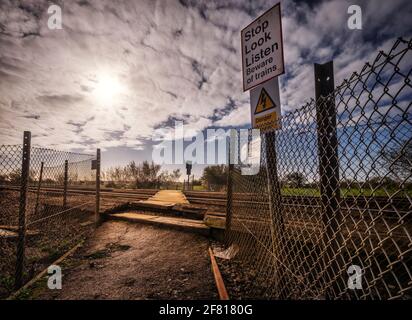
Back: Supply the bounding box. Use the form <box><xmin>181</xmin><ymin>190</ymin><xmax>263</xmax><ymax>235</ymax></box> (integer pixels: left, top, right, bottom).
<box><xmin>0</xmin><ymin>0</ymin><xmax>411</xmax><ymax>178</ymax></box>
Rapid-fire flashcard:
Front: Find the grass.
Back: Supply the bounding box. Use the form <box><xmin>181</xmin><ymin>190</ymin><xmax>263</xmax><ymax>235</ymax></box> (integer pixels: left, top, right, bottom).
<box><xmin>14</xmin><ymin>287</ymin><xmax>33</xmax><ymax>300</ymax></box>
<box><xmin>0</xmin><ymin>275</ymin><xmax>14</xmax><ymax>295</ymax></box>
<box><xmin>13</xmin><ymin>275</ymin><xmax>50</xmax><ymax>300</ymax></box>
<box><xmin>192</xmin><ymin>185</ymin><xmax>207</xmax><ymax>191</ymax></box>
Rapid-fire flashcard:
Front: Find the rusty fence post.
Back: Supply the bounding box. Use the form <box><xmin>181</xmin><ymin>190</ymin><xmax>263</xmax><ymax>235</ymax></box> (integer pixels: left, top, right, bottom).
<box><xmin>95</xmin><ymin>148</ymin><xmax>101</xmax><ymax>225</ymax></box>
<box><xmin>34</xmin><ymin>161</ymin><xmax>44</xmax><ymax>216</ymax></box>
<box><xmin>225</xmin><ymin>140</ymin><xmax>234</xmax><ymax>243</ymax></box>
<box><xmin>264</xmin><ymin>130</ymin><xmax>289</xmax><ymax>298</ymax></box>
<box><xmin>225</xmin><ymin>129</ymin><xmax>238</xmax><ymax>243</ymax></box>
<box><xmin>15</xmin><ymin>131</ymin><xmax>31</xmax><ymax>289</ymax></box>
<box><xmin>63</xmin><ymin>159</ymin><xmax>68</xmax><ymax>208</ymax></box>
<box><xmin>314</xmin><ymin>61</ymin><xmax>341</xmax><ymax>298</ymax></box>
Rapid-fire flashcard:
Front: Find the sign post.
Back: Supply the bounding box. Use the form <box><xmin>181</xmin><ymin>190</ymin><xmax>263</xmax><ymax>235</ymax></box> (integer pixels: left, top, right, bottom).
<box><xmin>186</xmin><ymin>161</ymin><xmax>192</xmax><ymax>191</ymax></box>
<box><xmin>240</xmin><ymin>2</ymin><xmax>288</xmax><ymax>297</ymax></box>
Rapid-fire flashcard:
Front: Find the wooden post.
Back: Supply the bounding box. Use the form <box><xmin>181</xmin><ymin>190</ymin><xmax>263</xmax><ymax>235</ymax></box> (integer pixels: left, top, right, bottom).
<box><xmin>95</xmin><ymin>149</ymin><xmax>101</xmax><ymax>225</ymax></box>
<box><xmin>209</xmin><ymin>248</ymin><xmax>229</xmax><ymax>300</ymax></box>
<box><xmin>15</xmin><ymin>131</ymin><xmax>31</xmax><ymax>289</ymax></box>
<box><xmin>34</xmin><ymin>161</ymin><xmax>44</xmax><ymax>215</ymax></box>
<box><xmin>63</xmin><ymin>160</ymin><xmax>68</xmax><ymax>208</ymax></box>
<box><xmin>314</xmin><ymin>61</ymin><xmax>340</xmax><ymax>298</ymax></box>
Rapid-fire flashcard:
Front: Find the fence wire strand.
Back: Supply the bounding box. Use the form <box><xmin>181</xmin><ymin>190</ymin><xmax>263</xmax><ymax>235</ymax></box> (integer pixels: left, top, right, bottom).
<box><xmin>223</xmin><ymin>38</ymin><xmax>412</xmax><ymax>300</ymax></box>
<box><xmin>0</xmin><ymin>144</ymin><xmax>96</xmax><ymax>298</ymax></box>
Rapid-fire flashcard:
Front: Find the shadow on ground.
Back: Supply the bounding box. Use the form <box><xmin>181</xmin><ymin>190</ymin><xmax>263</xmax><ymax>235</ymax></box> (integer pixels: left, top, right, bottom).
<box><xmin>31</xmin><ymin>221</ymin><xmax>218</xmax><ymax>300</ymax></box>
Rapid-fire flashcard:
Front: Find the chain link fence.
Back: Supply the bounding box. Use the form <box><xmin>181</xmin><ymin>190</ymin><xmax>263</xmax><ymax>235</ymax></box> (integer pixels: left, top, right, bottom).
<box><xmin>223</xmin><ymin>38</ymin><xmax>412</xmax><ymax>299</ymax></box>
<box><xmin>0</xmin><ymin>134</ymin><xmax>98</xmax><ymax>298</ymax></box>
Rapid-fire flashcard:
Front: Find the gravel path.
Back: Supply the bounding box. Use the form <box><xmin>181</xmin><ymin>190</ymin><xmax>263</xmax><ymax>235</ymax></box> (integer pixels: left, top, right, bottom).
<box><xmin>34</xmin><ymin>220</ymin><xmax>218</xmax><ymax>300</ymax></box>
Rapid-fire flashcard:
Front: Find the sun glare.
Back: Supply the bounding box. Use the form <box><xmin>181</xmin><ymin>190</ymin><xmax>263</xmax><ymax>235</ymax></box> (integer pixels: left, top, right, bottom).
<box><xmin>94</xmin><ymin>73</ymin><xmax>124</xmax><ymax>105</ymax></box>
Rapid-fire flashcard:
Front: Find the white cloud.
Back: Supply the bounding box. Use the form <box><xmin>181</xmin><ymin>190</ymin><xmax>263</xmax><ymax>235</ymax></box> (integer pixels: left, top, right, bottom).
<box><xmin>214</xmin><ymin>102</ymin><xmax>250</xmax><ymax>127</ymax></box>
<box><xmin>0</xmin><ymin>0</ymin><xmax>411</xmax><ymax>156</ymax></box>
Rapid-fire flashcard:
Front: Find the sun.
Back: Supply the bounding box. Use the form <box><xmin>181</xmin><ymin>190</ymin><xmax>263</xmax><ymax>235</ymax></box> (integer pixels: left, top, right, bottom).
<box><xmin>93</xmin><ymin>73</ymin><xmax>124</xmax><ymax>105</ymax></box>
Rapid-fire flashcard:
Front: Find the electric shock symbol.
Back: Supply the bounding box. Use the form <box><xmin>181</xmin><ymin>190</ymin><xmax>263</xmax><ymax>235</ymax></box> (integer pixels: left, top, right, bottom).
<box><xmin>254</xmin><ymin>88</ymin><xmax>276</xmax><ymax>114</ymax></box>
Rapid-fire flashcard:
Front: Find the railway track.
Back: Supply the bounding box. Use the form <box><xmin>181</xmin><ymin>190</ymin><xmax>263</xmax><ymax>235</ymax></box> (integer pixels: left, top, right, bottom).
<box><xmin>1</xmin><ymin>185</ymin><xmax>410</xmax><ymax>212</ymax></box>
<box><xmin>0</xmin><ymin>185</ymin><xmax>157</xmax><ymax>202</ymax></box>
<box><xmin>183</xmin><ymin>191</ymin><xmax>411</xmax><ymax>211</ymax></box>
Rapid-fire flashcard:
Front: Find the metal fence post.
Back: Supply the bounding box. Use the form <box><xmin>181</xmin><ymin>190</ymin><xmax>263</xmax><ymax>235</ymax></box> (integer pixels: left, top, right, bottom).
<box><xmin>314</xmin><ymin>61</ymin><xmax>341</xmax><ymax>298</ymax></box>
<box><xmin>264</xmin><ymin>130</ymin><xmax>289</xmax><ymax>298</ymax></box>
<box><xmin>34</xmin><ymin>161</ymin><xmax>44</xmax><ymax>215</ymax></box>
<box><xmin>225</xmin><ymin>137</ymin><xmax>234</xmax><ymax>243</ymax></box>
<box><xmin>95</xmin><ymin>148</ymin><xmax>101</xmax><ymax>225</ymax></box>
<box><xmin>15</xmin><ymin>131</ymin><xmax>31</xmax><ymax>289</ymax></box>
<box><xmin>63</xmin><ymin>159</ymin><xmax>68</xmax><ymax>208</ymax></box>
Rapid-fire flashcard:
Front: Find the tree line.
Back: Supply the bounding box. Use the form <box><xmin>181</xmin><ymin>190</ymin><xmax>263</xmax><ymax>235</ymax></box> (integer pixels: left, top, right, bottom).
<box><xmin>0</xmin><ymin>138</ymin><xmax>409</xmax><ymax>191</ymax></box>
<box><xmin>102</xmin><ymin>160</ymin><xmax>181</xmax><ymax>189</ymax></box>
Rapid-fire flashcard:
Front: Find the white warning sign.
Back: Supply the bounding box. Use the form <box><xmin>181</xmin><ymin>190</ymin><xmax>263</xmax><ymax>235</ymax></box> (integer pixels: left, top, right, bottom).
<box><xmin>241</xmin><ymin>3</ymin><xmax>284</xmax><ymax>91</ymax></box>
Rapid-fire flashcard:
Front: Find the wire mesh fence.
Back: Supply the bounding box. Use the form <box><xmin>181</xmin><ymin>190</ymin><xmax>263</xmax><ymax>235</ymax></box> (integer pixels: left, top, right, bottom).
<box><xmin>0</xmin><ymin>136</ymin><xmax>98</xmax><ymax>298</ymax></box>
<box><xmin>223</xmin><ymin>38</ymin><xmax>412</xmax><ymax>300</ymax></box>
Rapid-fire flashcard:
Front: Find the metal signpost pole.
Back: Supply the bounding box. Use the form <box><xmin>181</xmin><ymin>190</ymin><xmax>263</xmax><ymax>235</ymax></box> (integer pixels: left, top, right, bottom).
<box><xmin>15</xmin><ymin>131</ymin><xmax>31</xmax><ymax>289</ymax></box>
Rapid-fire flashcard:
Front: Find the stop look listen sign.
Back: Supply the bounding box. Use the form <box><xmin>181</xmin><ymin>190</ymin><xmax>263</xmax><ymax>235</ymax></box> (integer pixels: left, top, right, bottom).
<box><xmin>241</xmin><ymin>3</ymin><xmax>284</xmax><ymax>91</ymax></box>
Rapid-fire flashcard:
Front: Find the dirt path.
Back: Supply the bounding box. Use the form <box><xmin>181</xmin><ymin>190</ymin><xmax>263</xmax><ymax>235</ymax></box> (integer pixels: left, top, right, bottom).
<box><xmin>33</xmin><ymin>220</ymin><xmax>218</xmax><ymax>300</ymax></box>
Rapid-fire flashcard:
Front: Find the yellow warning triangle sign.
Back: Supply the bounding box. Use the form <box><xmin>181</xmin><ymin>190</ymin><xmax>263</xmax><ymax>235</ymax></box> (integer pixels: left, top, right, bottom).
<box><xmin>254</xmin><ymin>88</ymin><xmax>276</xmax><ymax>115</ymax></box>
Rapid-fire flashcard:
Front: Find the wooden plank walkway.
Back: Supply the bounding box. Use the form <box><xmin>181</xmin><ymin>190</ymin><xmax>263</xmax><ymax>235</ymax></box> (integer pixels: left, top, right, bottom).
<box><xmin>138</xmin><ymin>190</ymin><xmax>189</xmax><ymax>209</ymax></box>
<box><xmin>104</xmin><ymin>190</ymin><xmax>217</xmax><ymax>235</ymax></box>
<box><xmin>109</xmin><ymin>212</ymin><xmax>210</xmax><ymax>235</ymax></box>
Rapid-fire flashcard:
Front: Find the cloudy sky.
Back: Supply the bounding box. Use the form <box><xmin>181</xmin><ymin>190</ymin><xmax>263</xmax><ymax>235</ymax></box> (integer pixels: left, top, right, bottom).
<box><xmin>0</xmin><ymin>0</ymin><xmax>411</xmax><ymax>175</ymax></box>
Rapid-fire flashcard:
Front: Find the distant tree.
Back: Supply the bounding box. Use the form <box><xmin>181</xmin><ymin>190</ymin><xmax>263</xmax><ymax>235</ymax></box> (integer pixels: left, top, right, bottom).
<box><xmin>367</xmin><ymin>176</ymin><xmax>397</xmax><ymax>188</ymax></box>
<box><xmin>381</xmin><ymin>139</ymin><xmax>412</xmax><ymax>178</ymax></box>
<box><xmin>104</xmin><ymin>162</ymin><xmax>182</xmax><ymax>189</ymax></box>
<box><xmin>156</xmin><ymin>169</ymin><xmax>182</xmax><ymax>189</ymax></box>
<box><xmin>192</xmin><ymin>178</ymin><xmax>202</xmax><ymax>186</ymax></box>
<box><xmin>7</xmin><ymin>169</ymin><xmax>22</xmax><ymax>185</ymax></box>
<box><xmin>106</xmin><ymin>166</ymin><xmax>128</xmax><ymax>184</ymax></box>
<box><xmin>284</xmin><ymin>172</ymin><xmax>306</xmax><ymax>188</ymax></box>
<box><xmin>54</xmin><ymin>171</ymin><xmax>79</xmax><ymax>185</ymax></box>
<box><xmin>7</xmin><ymin>169</ymin><xmax>35</xmax><ymax>185</ymax></box>
<box><xmin>170</xmin><ymin>169</ymin><xmax>181</xmax><ymax>183</ymax></box>
<box><xmin>201</xmin><ymin>165</ymin><xmax>227</xmax><ymax>190</ymax></box>
<box><xmin>340</xmin><ymin>178</ymin><xmax>355</xmax><ymax>189</ymax></box>
<box><xmin>125</xmin><ymin>161</ymin><xmax>141</xmax><ymax>186</ymax></box>
<box><xmin>43</xmin><ymin>178</ymin><xmax>56</xmax><ymax>185</ymax></box>
<box><xmin>138</xmin><ymin>161</ymin><xmax>162</xmax><ymax>188</ymax></box>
